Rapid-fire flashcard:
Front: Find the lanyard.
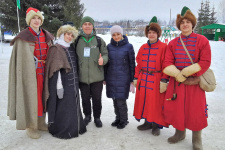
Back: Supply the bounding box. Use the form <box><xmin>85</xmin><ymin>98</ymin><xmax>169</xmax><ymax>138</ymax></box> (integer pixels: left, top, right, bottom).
<box><xmin>82</xmin><ymin>36</ymin><xmax>94</xmax><ymax>43</ymax></box>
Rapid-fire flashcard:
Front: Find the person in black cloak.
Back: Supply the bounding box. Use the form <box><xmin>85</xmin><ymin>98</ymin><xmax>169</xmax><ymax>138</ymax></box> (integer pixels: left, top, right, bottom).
<box><xmin>43</xmin><ymin>24</ymin><xmax>87</xmax><ymax>139</ymax></box>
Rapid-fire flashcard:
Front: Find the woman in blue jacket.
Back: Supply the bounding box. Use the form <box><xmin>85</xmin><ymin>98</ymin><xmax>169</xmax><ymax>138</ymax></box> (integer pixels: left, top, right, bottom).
<box><xmin>104</xmin><ymin>25</ymin><xmax>135</xmax><ymax>129</ymax></box>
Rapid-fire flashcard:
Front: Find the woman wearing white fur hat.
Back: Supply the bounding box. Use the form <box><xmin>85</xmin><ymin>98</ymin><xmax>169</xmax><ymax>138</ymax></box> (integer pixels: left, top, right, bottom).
<box><xmin>44</xmin><ymin>24</ymin><xmax>87</xmax><ymax>139</ymax></box>
<box><xmin>8</xmin><ymin>7</ymin><xmax>54</xmax><ymax>139</ymax></box>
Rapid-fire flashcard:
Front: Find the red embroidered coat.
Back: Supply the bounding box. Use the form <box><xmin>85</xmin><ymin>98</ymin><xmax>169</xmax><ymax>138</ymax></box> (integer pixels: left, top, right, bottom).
<box><xmin>29</xmin><ymin>27</ymin><xmax>49</xmax><ymax>116</ymax></box>
<box><xmin>133</xmin><ymin>40</ymin><xmax>169</xmax><ymax>127</ymax></box>
<box><xmin>164</xmin><ymin>32</ymin><xmax>211</xmax><ymax>131</ymax></box>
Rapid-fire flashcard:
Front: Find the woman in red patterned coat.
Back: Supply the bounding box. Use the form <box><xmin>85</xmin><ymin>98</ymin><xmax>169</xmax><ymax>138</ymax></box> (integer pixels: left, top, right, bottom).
<box><xmin>163</xmin><ymin>6</ymin><xmax>211</xmax><ymax>150</ymax></box>
<box><xmin>133</xmin><ymin>16</ymin><xmax>169</xmax><ymax>136</ymax></box>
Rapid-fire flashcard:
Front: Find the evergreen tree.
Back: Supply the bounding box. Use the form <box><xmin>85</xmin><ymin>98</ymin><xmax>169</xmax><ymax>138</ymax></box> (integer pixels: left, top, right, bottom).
<box><xmin>195</xmin><ymin>0</ymin><xmax>205</xmax><ymax>34</ymax></box>
<box><xmin>210</xmin><ymin>5</ymin><xmax>217</xmax><ymax>24</ymax></box>
<box><xmin>0</xmin><ymin>0</ymin><xmax>85</xmax><ymax>35</ymax></box>
<box><xmin>203</xmin><ymin>0</ymin><xmax>211</xmax><ymax>33</ymax></box>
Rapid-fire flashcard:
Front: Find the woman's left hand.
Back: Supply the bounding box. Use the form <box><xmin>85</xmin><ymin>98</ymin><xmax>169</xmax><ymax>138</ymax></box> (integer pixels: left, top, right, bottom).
<box><xmin>98</xmin><ymin>53</ymin><xmax>103</xmax><ymax>65</ymax></box>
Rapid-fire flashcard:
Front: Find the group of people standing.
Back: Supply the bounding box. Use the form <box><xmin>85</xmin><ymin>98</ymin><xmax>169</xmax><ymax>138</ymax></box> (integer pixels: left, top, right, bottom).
<box><xmin>7</xmin><ymin>5</ymin><xmax>211</xmax><ymax>150</ymax></box>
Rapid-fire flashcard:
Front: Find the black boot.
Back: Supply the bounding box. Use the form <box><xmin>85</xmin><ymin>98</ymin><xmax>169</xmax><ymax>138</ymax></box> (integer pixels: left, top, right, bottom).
<box><xmin>117</xmin><ymin>121</ymin><xmax>129</xmax><ymax>129</ymax></box>
<box><xmin>111</xmin><ymin>119</ymin><xmax>120</xmax><ymax>127</ymax></box>
<box><xmin>94</xmin><ymin>118</ymin><xmax>103</xmax><ymax>128</ymax></box>
<box><xmin>84</xmin><ymin>115</ymin><xmax>92</xmax><ymax>126</ymax></box>
<box><xmin>152</xmin><ymin>123</ymin><xmax>160</xmax><ymax>136</ymax></box>
<box><xmin>137</xmin><ymin>120</ymin><xmax>153</xmax><ymax>130</ymax></box>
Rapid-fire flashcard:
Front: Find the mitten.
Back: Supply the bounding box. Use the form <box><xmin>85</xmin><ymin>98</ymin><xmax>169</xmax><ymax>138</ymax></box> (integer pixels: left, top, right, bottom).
<box><xmin>163</xmin><ymin>65</ymin><xmax>180</xmax><ymax>77</ymax></box>
<box><xmin>160</xmin><ymin>81</ymin><xmax>168</xmax><ymax>93</ymax></box>
<box><xmin>181</xmin><ymin>63</ymin><xmax>201</xmax><ymax>77</ymax></box>
<box><xmin>57</xmin><ymin>71</ymin><xmax>64</xmax><ymax>99</ymax></box>
<box><xmin>133</xmin><ymin>79</ymin><xmax>137</xmax><ymax>87</ymax></box>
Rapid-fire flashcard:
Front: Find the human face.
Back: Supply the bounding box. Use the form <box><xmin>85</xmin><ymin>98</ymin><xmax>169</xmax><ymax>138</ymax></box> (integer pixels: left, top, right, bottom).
<box><xmin>82</xmin><ymin>22</ymin><xmax>93</xmax><ymax>35</ymax></box>
<box><xmin>112</xmin><ymin>32</ymin><xmax>122</xmax><ymax>42</ymax></box>
<box><xmin>64</xmin><ymin>32</ymin><xmax>74</xmax><ymax>43</ymax></box>
<box><xmin>30</xmin><ymin>15</ymin><xmax>41</xmax><ymax>30</ymax></box>
<box><xmin>180</xmin><ymin>19</ymin><xmax>193</xmax><ymax>36</ymax></box>
<box><xmin>147</xmin><ymin>30</ymin><xmax>158</xmax><ymax>43</ymax></box>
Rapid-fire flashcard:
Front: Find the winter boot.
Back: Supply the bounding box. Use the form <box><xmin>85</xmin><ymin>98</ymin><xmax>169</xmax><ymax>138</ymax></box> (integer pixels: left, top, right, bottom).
<box><xmin>117</xmin><ymin>121</ymin><xmax>129</xmax><ymax>129</ymax></box>
<box><xmin>84</xmin><ymin>115</ymin><xmax>92</xmax><ymax>126</ymax></box>
<box><xmin>94</xmin><ymin>118</ymin><xmax>103</xmax><ymax>128</ymax></box>
<box><xmin>192</xmin><ymin>130</ymin><xmax>203</xmax><ymax>150</ymax></box>
<box><xmin>168</xmin><ymin>128</ymin><xmax>186</xmax><ymax>144</ymax></box>
<box><xmin>152</xmin><ymin>123</ymin><xmax>160</xmax><ymax>136</ymax></box>
<box><xmin>26</xmin><ymin>128</ymin><xmax>41</xmax><ymax>139</ymax></box>
<box><xmin>111</xmin><ymin>119</ymin><xmax>120</xmax><ymax>127</ymax></box>
<box><xmin>38</xmin><ymin>115</ymin><xmax>48</xmax><ymax>131</ymax></box>
<box><xmin>137</xmin><ymin>120</ymin><xmax>153</xmax><ymax>130</ymax></box>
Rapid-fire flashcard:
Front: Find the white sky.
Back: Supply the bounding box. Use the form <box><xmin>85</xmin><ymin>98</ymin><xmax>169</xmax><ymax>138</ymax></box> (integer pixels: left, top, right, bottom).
<box><xmin>80</xmin><ymin>0</ymin><xmax>220</xmax><ymax>22</ymax></box>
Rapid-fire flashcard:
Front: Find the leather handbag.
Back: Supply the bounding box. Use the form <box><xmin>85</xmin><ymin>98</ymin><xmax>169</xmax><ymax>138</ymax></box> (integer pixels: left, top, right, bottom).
<box><xmin>180</xmin><ymin>36</ymin><xmax>216</xmax><ymax>92</ymax></box>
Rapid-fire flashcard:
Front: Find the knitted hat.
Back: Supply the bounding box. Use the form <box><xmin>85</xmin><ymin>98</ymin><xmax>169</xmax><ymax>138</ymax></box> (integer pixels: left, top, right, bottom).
<box><xmin>57</xmin><ymin>25</ymin><xmax>78</xmax><ymax>42</ymax></box>
<box><xmin>176</xmin><ymin>6</ymin><xmax>197</xmax><ymax>30</ymax></box>
<box><xmin>80</xmin><ymin>16</ymin><xmax>94</xmax><ymax>27</ymax></box>
<box><xmin>145</xmin><ymin>16</ymin><xmax>161</xmax><ymax>38</ymax></box>
<box><xmin>110</xmin><ymin>25</ymin><xmax>123</xmax><ymax>35</ymax></box>
<box><xmin>26</xmin><ymin>7</ymin><xmax>44</xmax><ymax>26</ymax></box>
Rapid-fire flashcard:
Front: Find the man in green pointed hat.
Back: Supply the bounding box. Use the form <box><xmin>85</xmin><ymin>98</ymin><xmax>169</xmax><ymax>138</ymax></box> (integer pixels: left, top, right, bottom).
<box><xmin>133</xmin><ymin>16</ymin><xmax>169</xmax><ymax>136</ymax></box>
<box><xmin>163</xmin><ymin>6</ymin><xmax>211</xmax><ymax>150</ymax></box>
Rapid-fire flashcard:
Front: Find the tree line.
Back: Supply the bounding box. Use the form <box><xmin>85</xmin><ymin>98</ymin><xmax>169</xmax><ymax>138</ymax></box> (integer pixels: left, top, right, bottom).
<box><xmin>0</xmin><ymin>0</ymin><xmax>223</xmax><ymax>36</ymax></box>
<box><xmin>0</xmin><ymin>0</ymin><xmax>85</xmax><ymax>35</ymax></box>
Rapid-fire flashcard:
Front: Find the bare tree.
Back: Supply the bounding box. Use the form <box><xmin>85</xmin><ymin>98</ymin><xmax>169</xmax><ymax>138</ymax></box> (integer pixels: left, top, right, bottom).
<box><xmin>217</xmin><ymin>0</ymin><xmax>225</xmax><ymax>23</ymax></box>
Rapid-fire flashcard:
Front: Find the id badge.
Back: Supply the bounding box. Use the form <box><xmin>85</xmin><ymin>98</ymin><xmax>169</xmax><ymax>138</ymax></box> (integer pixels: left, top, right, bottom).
<box><xmin>84</xmin><ymin>47</ymin><xmax>90</xmax><ymax>57</ymax></box>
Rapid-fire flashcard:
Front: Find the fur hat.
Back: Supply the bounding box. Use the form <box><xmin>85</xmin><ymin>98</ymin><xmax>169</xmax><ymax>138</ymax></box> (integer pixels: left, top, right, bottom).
<box><xmin>144</xmin><ymin>16</ymin><xmax>161</xmax><ymax>38</ymax></box>
<box><xmin>26</xmin><ymin>7</ymin><xmax>44</xmax><ymax>26</ymax></box>
<box><xmin>110</xmin><ymin>25</ymin><xmax>123</xmax><ymax>35</ymax></box>
<box><xmin>57</xmin><ymin>25</ymin><xmax>78</xmax><ymax>42</ymax></box>
<box><xmin>80</xmin><ymin>16</ymin><xmax>94</xmax><ymax>27</ymax></box>
<box><xmin>176</xmin><ymin>6</ymin><xmax>197</xmax><ymax>30</ymax></box>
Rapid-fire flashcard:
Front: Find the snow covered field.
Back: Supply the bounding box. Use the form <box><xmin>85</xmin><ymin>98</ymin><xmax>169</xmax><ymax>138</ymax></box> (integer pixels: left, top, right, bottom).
<box><xmin>0</xmin><ymin>34</ymin><xmax>225</xmax><ymax>150</ymax></box>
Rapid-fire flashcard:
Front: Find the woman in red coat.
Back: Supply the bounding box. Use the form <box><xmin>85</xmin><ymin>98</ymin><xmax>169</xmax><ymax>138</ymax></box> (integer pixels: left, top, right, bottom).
<box><xmin>133</xmin><ymin>16</ymin><xmax>169</xmax><ymax>136</ymax></box>
<box><xmin>163</xmin><ymin>6</ymin><xmax>211</xmax><ymax>150</ymax></box>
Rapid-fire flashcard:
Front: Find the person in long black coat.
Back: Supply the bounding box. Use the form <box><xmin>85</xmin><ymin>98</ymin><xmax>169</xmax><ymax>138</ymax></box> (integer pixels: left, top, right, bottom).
<box><xmin>44</xmin><ymin>24</ymin><xmax>86</xmax><ymax>139</ymax></box>
<box><xmin>104</xmin><ymin>25</ymin><xmax>135</xmax><ymax>129</ymax></box>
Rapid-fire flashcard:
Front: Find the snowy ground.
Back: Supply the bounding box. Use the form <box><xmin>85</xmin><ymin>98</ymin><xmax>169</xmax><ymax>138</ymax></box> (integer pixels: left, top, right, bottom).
<box><xmin>0</xmin><ymin>35</ymin><xmax>225</xmax><ymax>150</ymax></box>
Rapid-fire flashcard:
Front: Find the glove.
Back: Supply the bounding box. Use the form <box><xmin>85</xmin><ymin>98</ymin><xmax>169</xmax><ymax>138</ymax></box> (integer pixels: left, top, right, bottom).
<box><xmin>160</xmin><ymin>81</ymin><xmax>168</xmax><ymax>93</ymax></box>
<box><xmin>133</xmin><ymin>79</ymin><xmax>137</xmax><ymax>87</ymax></box>
<box><xmin>182</xmin><ymin>76</ymin><xmax>200</xmax><ymax>85</ymax></box>
<box><xmin>163</xmin><ymin>65</ymin><xmax>180</xmax><ymax>77</ymax></box>
<box><xmin>57</xmin><ymin>71</ymin><xmax>64</xmax><ymax>99</ymax></box>
<box><xmin>181</xmin><ymin>63</ymin><xmax>201</xmax><ymax>77</ymax></box>
<box><xmin>57</xmin><ymin>88</ymin><xmax>64</xmax><ymax>99</ymax></box>
<box><xmin>175</xmin><ymin>72</ymin><xmax>187</xmax><ymax>82</ymax></box>
<box><xmin>130</xmin><ymin>82</ymin><xmax>135</xmax><ymax>93</ymax></box>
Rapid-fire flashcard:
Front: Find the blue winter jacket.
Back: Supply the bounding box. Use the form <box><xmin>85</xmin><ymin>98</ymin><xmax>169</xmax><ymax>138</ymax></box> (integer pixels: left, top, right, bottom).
<box><xmin>105</xmin><ymin>35</ymin><xmax>135</xmax><ymax>100</ymax></box>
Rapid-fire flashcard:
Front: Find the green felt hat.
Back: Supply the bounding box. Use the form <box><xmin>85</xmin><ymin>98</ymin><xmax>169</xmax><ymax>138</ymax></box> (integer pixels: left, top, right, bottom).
<box><xmin>149</xmin><ymin>16</ymin><xmax>158</xmax><ymax>24</ymax></box>
<box><xmin>181</xmin><ymin>6</ymin><xmax>190</xmax><ymax>16</ymax></box>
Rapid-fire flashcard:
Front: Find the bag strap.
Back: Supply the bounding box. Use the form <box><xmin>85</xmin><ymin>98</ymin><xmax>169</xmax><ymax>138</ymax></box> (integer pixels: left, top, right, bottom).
<box><xmin>180</xmin><ymin>36</ymin><xmax>194</xmax><ymax>64</ymax></box>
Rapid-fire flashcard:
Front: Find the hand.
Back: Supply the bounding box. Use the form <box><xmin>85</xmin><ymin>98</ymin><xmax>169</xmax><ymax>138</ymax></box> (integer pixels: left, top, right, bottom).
<box><xmin>175</xmin><ymin>72</ymin><xmax>187</xmax><ymax>82</ymax></box>
<box><xmin>103</xmin><ymin>81</ymin><xmax>106</xmax><ymax>85</ymax></box>
<box><xmin>130</xmin><ymin>82</ymin><xmax>135</xmax><ymax>93</ymax></box>
<box><xmin>133</xmin><ymin>80</ymin><xmax>137</xmax><ymax>87</ymax></box>
<box><xmin>98</xmin><ymin>53</ymin><xmax>103</xmax><ymax>65</ymax></box>
<box><xmin>160</xmin><ymin>81</ymin><xmax>168</xmax><ymax>93</ymax></box>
